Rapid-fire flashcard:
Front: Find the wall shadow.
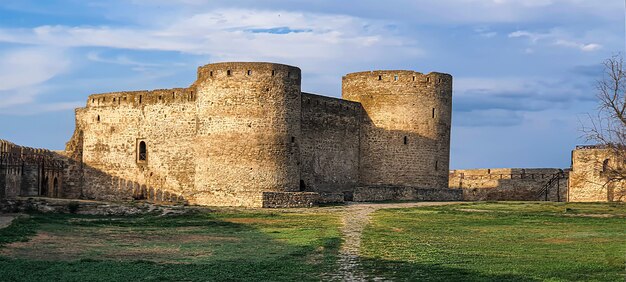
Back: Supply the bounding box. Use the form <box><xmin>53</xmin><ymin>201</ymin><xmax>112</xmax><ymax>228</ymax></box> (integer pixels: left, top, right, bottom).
<box><xmin>0</xmin><ymin>211</ymin><xmax>340</xmax><ymax>281</ymax></box>
<box><xmin>0</xmin><ymin>210</ymin><xmax>548</xmax><ymax>281</ymax></box>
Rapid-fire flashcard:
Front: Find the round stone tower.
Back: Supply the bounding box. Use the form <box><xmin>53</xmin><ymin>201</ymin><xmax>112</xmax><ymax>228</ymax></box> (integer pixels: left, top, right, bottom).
<box><xmin>193</xmin><ymin>62</ymin><xmax>302</xmax><ymax>206</ymax></box>
<box><xmin>342</xmin><ymin>70</ymin><xmax>452</xmax><ymax>189</ymax></box>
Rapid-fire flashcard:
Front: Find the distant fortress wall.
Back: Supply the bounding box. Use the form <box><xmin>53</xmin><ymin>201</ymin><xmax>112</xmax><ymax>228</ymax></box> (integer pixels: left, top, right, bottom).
<box><xmin>449</xmin><ymin>168</ymin><xmax>568</xmax><ymax>202</ymax></box>
<box><xmin>0</xmin><ymin>140</ymin><xmax>65</xmax><ymax>200</ymax></box>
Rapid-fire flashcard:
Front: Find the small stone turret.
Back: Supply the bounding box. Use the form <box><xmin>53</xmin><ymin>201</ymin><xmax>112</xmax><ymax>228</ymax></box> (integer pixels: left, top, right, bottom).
<box><xmin>342</xmin><ymin>70</ymin><xmax>452</xmax><ymax>189</ymax></box>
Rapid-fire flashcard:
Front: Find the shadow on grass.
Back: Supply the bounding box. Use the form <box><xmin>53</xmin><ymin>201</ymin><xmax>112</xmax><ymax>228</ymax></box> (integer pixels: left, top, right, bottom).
<box><xmin>358</xmin><ymin>258</ymin><xmax>539</xmax><ymax>282</ymax></box>
<box><xmin>0</xmin><ymin>212</ymin><xmax>341</xmax><ymax>282</ymax></box>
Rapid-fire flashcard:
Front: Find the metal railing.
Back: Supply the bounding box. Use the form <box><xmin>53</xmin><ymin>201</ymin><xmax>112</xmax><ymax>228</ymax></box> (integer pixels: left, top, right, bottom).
<box><xmin>537</xmin><ymin>170</ymin><xmax>565</xmax><ymax>201</ymax></box>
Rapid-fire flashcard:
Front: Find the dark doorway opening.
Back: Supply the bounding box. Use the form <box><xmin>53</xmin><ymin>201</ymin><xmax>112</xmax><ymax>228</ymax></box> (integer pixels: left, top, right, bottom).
<box><xmin>343</xmin><ymin>191</ymin><xmax>354</xmax><ymax>202</ymax></box>
<box><xmin>299</xmin><ymin>180</ymin><xmax>306</xmax><ymax>191</ymax></box>
<box><xmin>53</xmin><ymin>177</ymin><xmax>59</xmax><ymax>198</ymax></box>
<box><xmin>41</xmin><ymin>176</ymin><xmax>48</xmax><ymax>196</ymax></box>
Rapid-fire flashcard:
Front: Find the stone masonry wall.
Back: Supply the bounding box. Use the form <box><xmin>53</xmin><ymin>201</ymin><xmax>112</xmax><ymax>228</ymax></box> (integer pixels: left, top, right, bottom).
<box><xmin>55</xmin><ymin>62</ymin><xmax>459</xmax><ymax>207</ymax></box>
<box><xmin>569</xmin><ymin>147</ymin><xmax>626</xmax><ymax>202</ymax></box>
<box><xmin>66</xmin><ymin>87</ymin><xmax>197</xmax><ymax>204</ymax></box>
<box><xmin>261</xmin><ymin>192</ymin><xmax>319</xmax><ymax>208</ymax></box>
<box><xmin>0</xmin><ymin>166</ymin><xmax>21</xmax><ymax>199</ymax></box>
<box><xmin>1</xmin><ymin>140</ymin><xmax>65</xmax><ymax>199</ymax></box>
<box><xmin>342</xmin><ymin>71</ymin><xmax>452</xmax><ymax>189</ymax></box>
<box><xmin>449</xmin><ymin>168</ymin><xmax>568</xmax><ymax>201</ymax></box>
<box><xmin>300</xmin><ymin>93</ymin><xmax>361</xmax><ymax>194</ymax></box>
<box><xmin>193</xmin><ymin>63</ymin><xmax>302</xmax><ymax>207</ymax></box>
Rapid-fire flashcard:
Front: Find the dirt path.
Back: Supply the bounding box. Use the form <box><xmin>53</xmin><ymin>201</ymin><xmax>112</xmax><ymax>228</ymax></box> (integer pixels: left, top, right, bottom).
<box><xmin>334</xmin><ymin>202</ymin><xmax>462</xmax><ymax>281</ymax></box>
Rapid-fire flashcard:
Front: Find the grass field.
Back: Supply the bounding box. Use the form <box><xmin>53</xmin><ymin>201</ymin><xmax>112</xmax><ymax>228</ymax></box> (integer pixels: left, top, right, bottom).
<box><xmin>0</xmin><ymin>210</ymin><xmax>341</xmax><ymax>281</ymax></box>
<box><xmin>361</xmin><ymin>202</ymin><xmax>626</xmax><ymax>281</ymax></box>
<box><xmin>0</xmin><ymin>202</ymin><xmax>624</xmax><ymax>281</ymax></box>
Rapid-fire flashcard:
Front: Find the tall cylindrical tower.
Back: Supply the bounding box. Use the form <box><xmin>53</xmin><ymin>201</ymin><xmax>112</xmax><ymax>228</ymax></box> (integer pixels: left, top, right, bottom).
<box><xmin>193</xmin><ymin>62</ymin><xmax>302</xmax><ymax>206</ymax></box>
<box><xmin>342</xmin><ymin>70</ymin><xmax>452</xmax><ymax>189</ymax></box>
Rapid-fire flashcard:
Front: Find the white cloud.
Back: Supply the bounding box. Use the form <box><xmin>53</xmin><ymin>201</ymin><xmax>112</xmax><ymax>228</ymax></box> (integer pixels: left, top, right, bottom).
<box><xmin>86</xmin><ymin>51</ymin><xmax>164</xmax><ymax>68</ymax></box>
<box><xmin>509</xmin><ymin>29</ymin><xmax>603</xmax><ymax>52</ymax></box>
<box><xmin>554</xmin><ymin>39</ymin><xmax>602</xmax><ymax>52</ymax></box>
<box><xmin>581</xmin><ymin>43</ymin><xmax>602</xmax><ymax>52</ymax></box>
<box><xmin>0</xmin><ymin>101</ymin><xmax>84</xmax><ymax>116</ymax></box>
<box><xmin>508</xmin><ymin>30</ymin><xmax>549</xmax><ymax>43</ymax></box>
<box><xmin>0</xmin><ymin>9</ymin><xmax>421</xmax><ymax>67</ymax></box>
<box><xmin>128</xmin><ymin>0</ymin><xmax>623</xmax><ymax>24</ymax></box>
<box><xmin>0</xmin><ymin>48</ymin><xmax>70</xmax><ymax>110</ymax></box>
<box><xmin>0</xmin><ymin>48</ymin><xmax>69</xmax><ymax>91</ymax></box>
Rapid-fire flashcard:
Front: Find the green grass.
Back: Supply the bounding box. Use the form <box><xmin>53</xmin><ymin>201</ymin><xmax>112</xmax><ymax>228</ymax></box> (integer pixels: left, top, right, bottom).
<box><xmin>1</xmin><ymin>202</ymin><xmax>625</xmax><ymax>281</ymax></box>
<box><xmin>360</xmin><ymin>202</ymin><xmax>626</xmax><ymax>281</ymax></box>
<box><xmin>0</xmin><ymin>210</ymin><xmax>341</xmax><ymax>282</ymax></box>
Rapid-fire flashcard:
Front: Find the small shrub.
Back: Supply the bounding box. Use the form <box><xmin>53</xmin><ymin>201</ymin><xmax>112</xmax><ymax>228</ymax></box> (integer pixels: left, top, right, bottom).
<box><xmin>68</xmin><ymin>201</ymin><xmax>80</xmax><ymax>214</ymax></box>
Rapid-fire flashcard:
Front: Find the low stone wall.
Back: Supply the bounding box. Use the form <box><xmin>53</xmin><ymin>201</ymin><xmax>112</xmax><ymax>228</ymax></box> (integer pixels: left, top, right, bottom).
<box><xmin>317</xmin><ymin>192</ymin><xmax>345</xmax><ymax>204</ymax></box>
<box><xmin>460</xmin><ymin>188</ymin><xmax>538</xmax><ymax>201</ymax></box>
<box><xmin>0</xmin><ymin>197</ymin><xmax>188</xmax><ymax>216</ymax></box>
<box><xmin>261</xmin><ymin>192</ymin><xmax>319</xmax><ymax>208</ymax></box>
<box><xmin>353</xmin><ymin>186</ymin><xmax>463</xmax><ymax>202</ymax></box>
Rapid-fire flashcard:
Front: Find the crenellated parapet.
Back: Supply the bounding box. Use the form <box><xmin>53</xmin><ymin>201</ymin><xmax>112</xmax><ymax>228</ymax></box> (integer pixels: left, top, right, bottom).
<box><xmin>342</xmin><ymin>70</ymin><xmax>452</xmax><ymax>96</ymax></box>
<box><xmin>193</xmin><ymin>62</ymin><xmax>301</xmax><ymax>88</ymax></box>
<box><xmin>85</xmin><ymin>88</ymin><xmax>196</xmax><ymax>109</ymax></box>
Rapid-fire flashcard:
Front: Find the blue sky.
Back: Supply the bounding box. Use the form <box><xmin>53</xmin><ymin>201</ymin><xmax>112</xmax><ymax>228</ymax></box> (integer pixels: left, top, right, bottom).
<box><xmin>0</xmin><ymin>0</ymin><xmax>623</xmax><ymax>169</ymax></box>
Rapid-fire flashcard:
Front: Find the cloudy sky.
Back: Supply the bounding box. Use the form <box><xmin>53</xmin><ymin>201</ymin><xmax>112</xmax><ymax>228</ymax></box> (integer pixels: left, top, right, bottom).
<box><xmin>0</xmin><ymin>0</ymin><xmax>623</xmax><ymax>169</ymax></box>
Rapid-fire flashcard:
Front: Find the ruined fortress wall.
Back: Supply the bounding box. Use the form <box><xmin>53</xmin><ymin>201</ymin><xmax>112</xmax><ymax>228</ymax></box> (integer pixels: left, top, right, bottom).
<box><xmin>1</xmin><ymin>140</ymin><xmax>65</xmax><ymax>199</ymax></box>
<box><xmin>569</xmin><ymin>148</ymin><xmax>626</xmax><ymax>202</ymax></box>
<box><xmin>449</xmin><ymin>168</ymin><xmax>567</xmax><ymax>201</ymax></box>
<box><xmin>1</xmin><ymin>141</ymin><xmax>23</xmax><ymax>199</ymax></box>
<box><xmin>70</xmin><ymin>88</ymin><xmax>197</xmax><ymax>203</ymax></box>
<box><xmin>300</xmin><ymin>93</ymin><xmax>361</xmax><ymax>193</ymax></box>
<box><xmin>193</xmin><ymin>62</ymin><xmax>302</xmax><ymax>207</ymax></box>
<box><xmin>342</xmin><ymin>71</ymin><xmax>452</xmax><ymax>189</ymax></box>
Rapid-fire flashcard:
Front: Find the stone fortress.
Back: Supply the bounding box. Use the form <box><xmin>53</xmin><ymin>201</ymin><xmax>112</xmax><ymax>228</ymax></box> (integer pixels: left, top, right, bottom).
<box><xmin>0</xmin><ymin>62</ymin><xmax>624</xmax><ymax>207</ymax></box>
